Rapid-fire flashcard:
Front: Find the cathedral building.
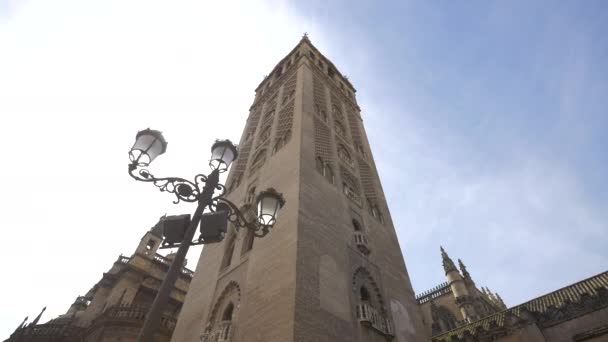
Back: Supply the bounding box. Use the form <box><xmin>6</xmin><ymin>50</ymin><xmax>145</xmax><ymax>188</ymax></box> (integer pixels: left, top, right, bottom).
<box><xmin>6</xmin><ymin>219</ymin><xmax>192</xmax><ymax>341</ymax></box>
<box><xmin>418</xmin><ymin>247</ymin><xmax>608</xmax><ymax>342</ymax></box>
<box><xmin>6</xmin><ymin>36</ymin><xmax>608</xmax><ymax>342</ymax></box>
<box><xmin>416</xmin><ymin>247</ymin><xmax>507</xmax><ymax>337</ymax></box>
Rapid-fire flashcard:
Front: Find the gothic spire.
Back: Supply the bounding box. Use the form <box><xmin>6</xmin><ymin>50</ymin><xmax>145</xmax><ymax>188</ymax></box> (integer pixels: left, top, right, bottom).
<box><xmin>440</xmin><ymin>246</ymin><xmax>457</xmax><ymax>274</ymax></box>
<box><xmin>12</xmin><ymin>316</ymin><xmax>28</xmax><ymax>334</ymax></box>
<box><xmin>458</xmin><ymin>258</ymin><xmax>474</xmax><ymax>285</ymax></box>
<box><xmin>31</xmin><ymin>307</ymin><xmax>46</xmax><ymax>325</ymax></box>
<box><xmin>496</xmin><ymin>293</ymin><xmax>506</xmax><ymax>308</ymax></box>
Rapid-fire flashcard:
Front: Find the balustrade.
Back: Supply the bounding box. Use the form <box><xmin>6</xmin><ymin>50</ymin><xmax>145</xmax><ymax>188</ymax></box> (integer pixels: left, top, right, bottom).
<box><xmin>200</xmin><ymin>321</ymin><xmax>233</xmax><ymax>342</ymax></box>
<box><xmin>100</xmin><ymin>304</ymin><xmax>177</xmax><ymax>330</ymax></box>
<box><xmin>355</xmin><ymin>304</ymin><xmax>394</xmax><ymax>337</ymax></box>
<box><xmin>353</xmin><ymin>232</ymin><xmax>371</xmax><ymax>255</ymax></box>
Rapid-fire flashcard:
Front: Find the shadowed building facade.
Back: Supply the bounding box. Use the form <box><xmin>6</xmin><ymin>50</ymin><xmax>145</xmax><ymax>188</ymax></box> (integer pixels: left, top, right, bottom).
<box><xmin>6</xmin><ymin>220</ymin><xmax>192</xmax><ymax>342</ymax></box>
<box><xmin>416</xmin><ymin>248</ymin><xmax>608</xmax><ymax>342</ymax></box>
<box><xmin>171</xmin><ymin>35</ymin><xmax>428</xmax><ymax>342</ymax></box>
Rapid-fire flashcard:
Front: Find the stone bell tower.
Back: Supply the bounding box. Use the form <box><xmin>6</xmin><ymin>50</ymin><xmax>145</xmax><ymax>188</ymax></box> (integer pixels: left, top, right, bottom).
<box><xmin>172</xmin><ymin>35</ymin><xmax>427</xmax><ymax>342</ymax></box>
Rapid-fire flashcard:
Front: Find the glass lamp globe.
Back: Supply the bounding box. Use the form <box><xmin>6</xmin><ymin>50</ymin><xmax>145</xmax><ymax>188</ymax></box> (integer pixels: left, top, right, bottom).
<box><xmin>129</xmin><ymin>129</ymin><xmax>168</xmax><ymax>166</ymax></box>
<box><xmin>256</xmin><ymin>188</ymin><xmax>286</xmax><ymax>227</ymax></box>
<box><xmin>209</xmin><ymin>139</ymin><xmax>238</xmax><ymax>172</ymax></box>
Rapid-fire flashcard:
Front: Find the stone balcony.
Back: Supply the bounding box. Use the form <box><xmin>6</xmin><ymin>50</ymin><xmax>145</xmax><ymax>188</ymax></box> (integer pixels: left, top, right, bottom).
<box><xmin>355</xmin><ymin>303</ymin><xmax>395</xmax><ymax>337</ymax></box>
<box><xmin>200</xmin><ymin>321</ymin><xmax>233</xmax><ymax>342</ymax></box>
<box><xmin>353</xmin><ymin>232</ymin><xmax>371</xmax><ymax>255</ymax></box>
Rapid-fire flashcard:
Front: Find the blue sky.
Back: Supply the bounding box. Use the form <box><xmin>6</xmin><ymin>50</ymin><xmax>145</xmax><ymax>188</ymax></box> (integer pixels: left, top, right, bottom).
<box><xmin>296</xmin><ymin>0</ymin><xmax>608</xmax><ymax>304</ymax></box>
<box><xmin>0</xmin><ymin>0</ymin><xmax>606</xmax><ymax>336</ymax></box>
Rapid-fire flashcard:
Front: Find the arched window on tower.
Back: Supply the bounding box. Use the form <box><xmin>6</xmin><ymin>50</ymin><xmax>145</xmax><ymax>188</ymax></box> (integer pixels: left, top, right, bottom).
<box><xmin>335</xmin><ymin>120</ymin><xmax>346</xmax><ymax>138</ymax></box>
<box><xmin>222</xmin><ymin>303</ymin><xmax>234</xmax><ymax>322</ymax></box>
<box><xmin>259</xmin><ymin>125</ymin><xmax>271</xmax><ymax>143</ymax></box>
<box><xmin>315</xmin><ymin>104</ymin><xmax>328</xmax><ymax>123</ymax></box>
<box><xmin>324</xmin><ymin>164</ymin><xmax>334</xmax><ymax>184</ymax></box>
<box><xmin>356</xmin><ymin>143</ymin><xmax>366</xmax><ymax>157</ymax></box>
<box><xmin>315</xmin><ymin>157</ymin><xmax>334</xmax><ymax>185</ymax></box>
<box><xmin>272</xmin><ymin>138</ymin><xmax>283</xmax><ymax>154</ymax></box>
<box><xmin>315</xmin><ymin>156</ymin><xmax>324</xmax><ymax>174</ymax></box>
<box><xmin>246</xmin><ymin>186</ymin><xmax>256</xmax><ymax>204</ymax></box>
<box><xmin>241</xmin><ymin>228</ymin><xmax>254</xmax><ymax>255</ymax></box>
<box><xmin>221</xmin><ymin>234</ymin><xmax>236</xmax><ymax>270</ymax></box>
<box><xmin>338</xmin><ymin>144</ymin><xmax>353</xmax><ymax>167</ymax></box>
<box><xmin>250</xmin><ymin>149</ymin><xmax>266</xmax><ymax>174</ymax></box>
<box><xmin>369</xmin><ymin>200</ymin><xmax>384</xmax><ymax>223</ymax></box>
<box><xmin>360</xmin><ymin>286</ymin><xmax>370</xmax><ymax>302</ymax></box>
<box><xmin>352</xmin><ymin>219</ymin><xmax>362</xmax><ymax>231</ymax></box>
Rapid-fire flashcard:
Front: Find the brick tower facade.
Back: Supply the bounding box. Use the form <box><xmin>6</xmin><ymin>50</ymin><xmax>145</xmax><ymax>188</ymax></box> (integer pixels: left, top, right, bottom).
<box><xmin>172</xmin><ymin>35</ymin><xmax>427</xmax><ymax>342</ymax></box>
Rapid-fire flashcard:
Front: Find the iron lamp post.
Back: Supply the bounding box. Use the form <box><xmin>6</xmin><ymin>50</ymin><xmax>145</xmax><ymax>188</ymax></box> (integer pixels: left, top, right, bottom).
<box><xmin>128</xmin><ymin>129</ymin><xmax>285</xmax><ymax>342</ymax></box>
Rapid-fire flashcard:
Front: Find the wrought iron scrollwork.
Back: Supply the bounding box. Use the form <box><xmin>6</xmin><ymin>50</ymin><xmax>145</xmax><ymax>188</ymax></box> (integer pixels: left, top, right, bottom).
<box><xmin>210</xmin><ymin>198</ymin><xmax>270</xmax><ymax>237</ymax></box>
<box><xmin>129</xmin><ymin>163</ymin><xmax>206</xmax><ymax>204</ymax></box>
<box><xmin>129</xmin><ymin>161</ymin><xmax>274</xmax><ymax>239</ymax></box>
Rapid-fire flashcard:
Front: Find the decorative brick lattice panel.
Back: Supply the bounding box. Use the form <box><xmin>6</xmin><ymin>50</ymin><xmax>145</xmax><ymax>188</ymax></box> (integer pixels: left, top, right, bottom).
<box><xmin>228</xmin><ymin>109</ymin><xmax>262</xmax><ymax>188</ymax></box>
<box><xmin>281</xmin><ymin>73</ymin><xmax>297</xmax><ymax>107</ymax></box>
<box><xmin>341</xmin><ymin>165</ymin><xmax>360</xmax><ymax>193</ymax></box>
<box><xmin>314</xmin><ymin>117</ymin><xmax>332</xmax><ymax>160</ymax></box>
<box><xmin>273</xmin><ymin>99</ymin><xmax>294</xmax><ymax>153</ymax></box>
<box><xmin>348</xmin><ymin>110</ymin><xmax>363</xmax><ymax>148</ymax></box>
<box><xmin>257</xmin><ymin>96</ymin><xmax>277</xmax><ymax>151</ymax></box>
<box><xmin>313</xmin><ymin>75</ymin><xmax>327</xmax><ymax>114</ymax></box>
<box><xmin>358</xmin><ymin>157</ymin><xmax>377</xmax><ymax>202</ymax></box>
<box><xmin>341</xmin><ymin>165</ymin><xmax>361</xmax><ymax>206</ymax></box>
<box><xmin>246</xmin><ymin>109</ymin><xmax>263</xmax><ymax>140</ymax></box>
<box><xmin>330</xmin><ymin>91</ymin><xmax>340</xmax><ymax>109</ymax></box>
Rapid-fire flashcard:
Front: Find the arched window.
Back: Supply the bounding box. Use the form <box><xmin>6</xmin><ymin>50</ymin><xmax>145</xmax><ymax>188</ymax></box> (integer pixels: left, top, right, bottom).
<box><xmin>360</xmin><ymin>286</ymin><xmax>370</xmax><ymax>302</ymax></box>
<box><xmin>263</xmin><ymin>110</ymin><xmax>274</xmax><ymax>123</ymax></box>
<box><xmin>437</xmin><ymin>306</ymin><xmax>458</xmax><ymax>332</ymax></box>
<box><xmin>250</xmin><ymin>149</ymin><xmax>266</xmax><ymax>173</ymax></box>
<box><xmin>222</xmin><ymin>303</ymin><xmax>234</xmax><ymax>321</ymax></box>
<box><xmin>370</xmin><ymin>203</ymin><xmax>383</xmax><ymax>223</ymax></box>
<box><xmin>221</xmin><ymin>235</ymin><xmax>236</xmax><ymax>269</ymax></box>
<box><xmin>146</xmin><ymin>239</ymin><xmax>155</xmax><ymax>250</ymax></box>
<box><xmin>259</xmin><ymin>125</ymin><xmax>271</xmax><ymax>142</ymax></box>
<box><xmin>343</xmin><ymin>182</ymin><xmax>356</xmax><ymax>199</ymax></box>
<box><xmin>352</xmin><ymin>219</ymin><xmax>362</xmax><ymax>231</ymax></box>
<box><xmin>338</xmin><ymin>145</ymin><xmax>353</xmax><ymax>166</ymax></box>
<box><xmin>328</xmin><ymin>67</ymin><xmax>336</xmax><ymax>78</ymax></box>
<box><xmin>356</xmin><ymin>143</ymin><xmax>366</xmax><ymax>156</ymax></box>
<box><xmin>241</xmin><ymin>229</ymin><xmax>254</xmax><ymax>254</ymax></box>
<box><xmin>272</xmin><ymin>138</ymin><xmax>282</xmax><ymax>154</ymax></box>
<box><xmin>332</xmin><ymin>105</ymin><xmax>342</xmax><ymax>119</ymax></box>
<box><xmin>324</xmin><ymin>164</ymin><xmax>334</xmax><ymax>184</ymax></box>
<box><xmin>246</xmin><ymin>186</ymin><xmax>256</xmax><ymax>204</ymax></box>
<box><xmin>315</xmin><ymin>156</ymin><xmax>324</xmax><ymax>174</ymax></box>
<box><xmin>231</xmin><ymin>174</ymin><xmax>242</xmax><ymax>191</ymax></box>
<box><xmin>335</xmin><ymin>120</ymin><xmax>346</xmax><ymax>137</ymax></box>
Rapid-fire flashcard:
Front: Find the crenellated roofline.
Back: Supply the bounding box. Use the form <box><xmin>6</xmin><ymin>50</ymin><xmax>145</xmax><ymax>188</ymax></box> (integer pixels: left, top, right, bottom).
<box><xmin>431</xmin><ymin>270</ymin><xmax>608</xmax><ymax>341</ymax></box>
<box><xmin>416</xmin><ymin>282</ymin><xmax>452</xmax><ymax>304</ymax></box>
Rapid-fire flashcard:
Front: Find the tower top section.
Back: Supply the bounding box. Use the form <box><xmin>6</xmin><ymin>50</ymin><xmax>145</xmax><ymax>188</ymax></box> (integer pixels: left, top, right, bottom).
<box><xmin>253</xmin><ymin>34</ymin><xmax>357</xmax><ymax>104</ymax></box>
<box><xmin>441</xmin><ymin>246</ymin><xmax>458</xmax><ymax>274</ymax></box>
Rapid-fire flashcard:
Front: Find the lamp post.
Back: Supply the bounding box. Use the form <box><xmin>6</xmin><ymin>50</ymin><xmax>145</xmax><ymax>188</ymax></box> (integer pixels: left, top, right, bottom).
<box><xmin>128</xmin><ymin>129</ymin><xmax>285</xmax><ymax>342</ymax></box>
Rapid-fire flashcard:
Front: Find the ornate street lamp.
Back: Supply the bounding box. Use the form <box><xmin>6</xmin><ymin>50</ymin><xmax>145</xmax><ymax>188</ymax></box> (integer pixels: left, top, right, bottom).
<box><xmin>128</xmin><ymin>129</ymin><xmax>285</xmax><ymax>342</ymax></box>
